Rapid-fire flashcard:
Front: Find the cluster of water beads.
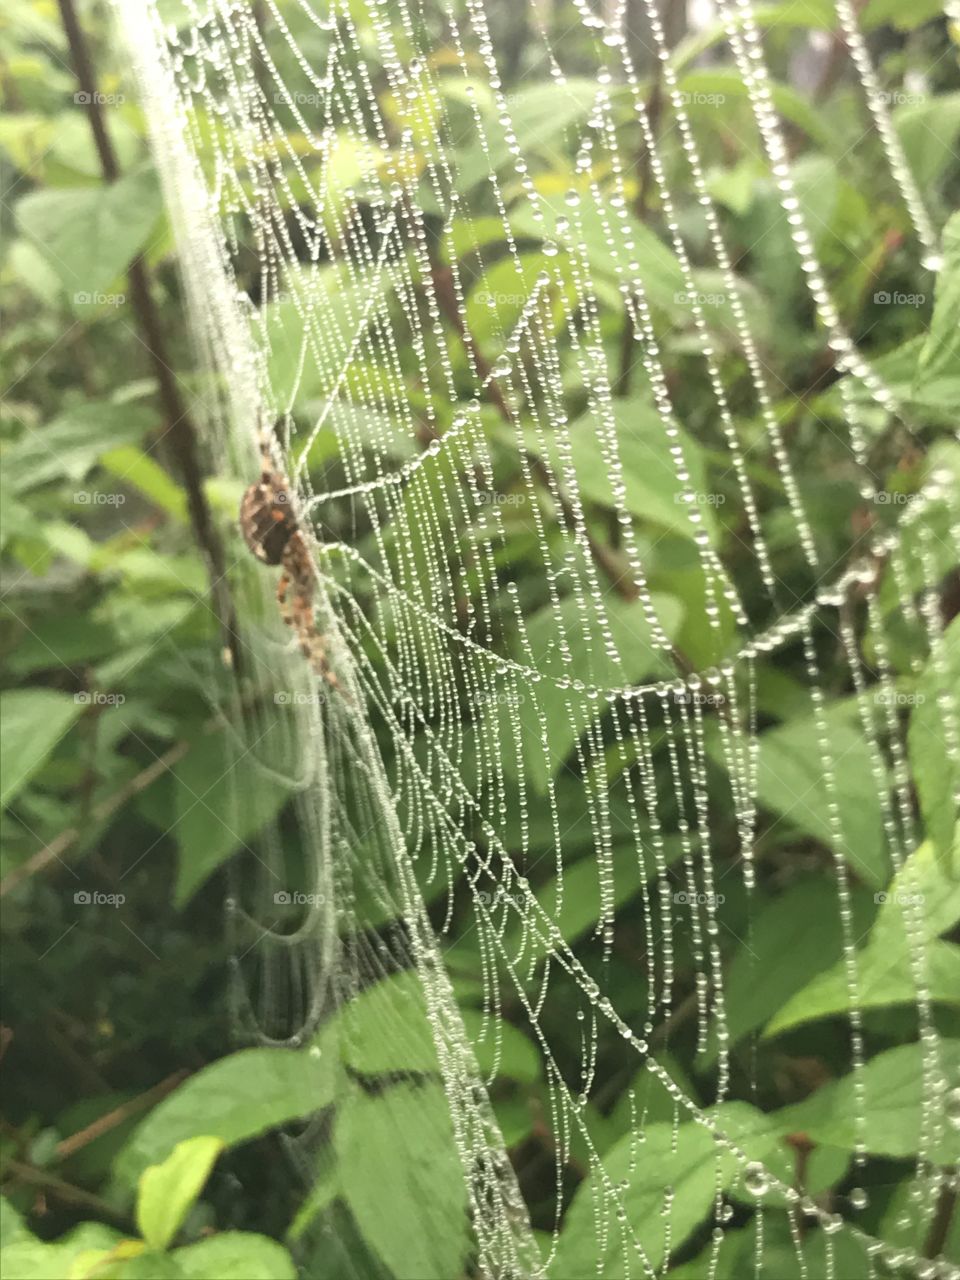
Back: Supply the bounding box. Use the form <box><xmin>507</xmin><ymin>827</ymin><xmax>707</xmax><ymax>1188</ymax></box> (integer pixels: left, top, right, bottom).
<box><xmin>117</xmin><ymin>0</ymin><xmax>957</xmax><ymax>1276</ymax></box>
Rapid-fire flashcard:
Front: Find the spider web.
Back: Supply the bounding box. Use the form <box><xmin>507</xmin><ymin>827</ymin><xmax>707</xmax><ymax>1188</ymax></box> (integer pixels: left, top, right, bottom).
<box><xmin>116</xmin><ymin>0</ymin><xmax>959</xmax><ymax>1275</ymax></box>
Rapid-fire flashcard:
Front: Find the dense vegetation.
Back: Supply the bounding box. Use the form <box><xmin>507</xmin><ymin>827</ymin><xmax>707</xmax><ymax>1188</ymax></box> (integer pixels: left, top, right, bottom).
<box><xmin>1</xmin><ymin>1</ymin><xmax>958</xmax><ymax>1277</ymax></box>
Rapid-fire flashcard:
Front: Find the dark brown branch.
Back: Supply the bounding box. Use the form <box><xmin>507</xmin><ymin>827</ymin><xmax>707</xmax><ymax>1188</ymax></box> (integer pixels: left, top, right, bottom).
<box><xmin>57</xmin><ymin>0</ymin><xmax>240</xmax><ymax>668</ymax></box>
<box><xmin>55</xmin><ymin>1072</ymin><xmax>187</xmax><ymax>1160</ymax></box>
<box><xmin>4</xmin><ymin>1160</ymin><xmax>131</xmax><ymax>1226</ymax></box>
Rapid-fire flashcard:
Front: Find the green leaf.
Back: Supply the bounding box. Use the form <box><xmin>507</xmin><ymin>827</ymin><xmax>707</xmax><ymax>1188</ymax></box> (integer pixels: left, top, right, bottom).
<box><xmin>767</xmin><ymin>842</ymin><xmax>960</xmax><ymax>1035</ymax></box>
<box><xmin>115</xmin><ymin>1047</ymin><xmax>336</xmax><ymax>1188</ymax></box>
<box><xmin>675</xmin><ymin>69</ymin><xmax>831</xmax><ymax>147</ymax></box>
<box><xmin>0</xmin><ymin>689</ymin><xmax>84</xmax><ymax>808</ymax></box>
<box><xmin>895</xmin><ymin>94</ymin><xmax>960</xmax><ymax>191</ymax></box>
<box><xmin>15</xmin><ymin>168</ymin><xmax>162</xmax><ymax>300</ymax></box>
<box><xmin>171</xmin><ymin>1233</ymin><xmax>297</xmax><ymax>1280</ymax></box>
<box><xmin>0</xmin><ymin>1198</ymin><xmax>30</xmax><ymax>1249</ymax></box>
<box><xmin>5</xmin><ymin>403</ymin><xmax>155</xmax><ymax>495</ymax></box>
<box><xmin>478</xmin><ymin>591</ymin><xmax>681</xmax><ymax>792</ymax></box>
<box><xmin>100</xmin><ymin>447</ymin><xmax>188</xmax><ymax>521</ymax></box>
<box><xmin>773</xmin><ymin>1040</ymin><xmax>960</xmax><ymax>1162</ymax></box>
<box><xmin>715</xmin><ymin>876</ymin><xmax>873</xmax><ymax>1055</ymax></box>
<box><xmin>909</xmin><ymin>619</ymin><xmax>960</xmax><ymax>873</ymax></box>
<box><xmin>862</xmin><ymin>0</ymin><xmax>945</xmax><ymax>28</ymax></box>
<box><xmin>670</xmin><ymin>1</ymin><xmax>834</xmax><ymax>74</ymax></box>
<box><xmin>137</xmin><ymin>1136</ymin><xmax>224</xmax><ymax>1251</ymax></box>
<box><xmin>340</xmin><ymin>969</ymin><xmax>440</xmax><ymax>1076</ymax></box>
<box><xmin>172</xmin><ymin>731</ymin><xmax>294</xmax><ymax>906</ymax></box>
<box><xmin>336</xmin><ymin>1081</ymin><xmax>471</xmax><ymax>1280</ymax></box>
<box><xmin>546</xmin><ymin>399</ymin><xmax>718</xmax><ymax>543</ymax></box>
<box><xmin>752</xmin><ymin>714</ymin><xmax>888</xmax><ymax>886</ymax></box>
<box><xmin>915</xmin><ymin>212</ymin><xmax>960</xmax><ymax>412</ymax></box>
<box><xmin>0</xmin><ymin>1224</ymin><xmax>123</xmax><ymax>1280</ymax></box>
<box><xmin>552</xmin><ymin>1102</ymin><xmax>787</xmax><ymax>1277</ymax></box>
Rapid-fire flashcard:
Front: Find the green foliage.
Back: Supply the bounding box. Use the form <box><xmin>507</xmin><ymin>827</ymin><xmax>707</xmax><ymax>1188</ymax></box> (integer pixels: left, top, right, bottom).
<box><xmin>2</xmin><ymin>0</ymin><xmax>959</xmax><ymax>1276</ymax></box>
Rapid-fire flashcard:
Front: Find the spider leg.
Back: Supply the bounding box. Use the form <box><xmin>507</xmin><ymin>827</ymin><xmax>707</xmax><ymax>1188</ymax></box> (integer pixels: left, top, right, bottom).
<box><xmin>276</xmin><ymin>571</ymin><xmax>295</xmax><ymax>626</ymax></box>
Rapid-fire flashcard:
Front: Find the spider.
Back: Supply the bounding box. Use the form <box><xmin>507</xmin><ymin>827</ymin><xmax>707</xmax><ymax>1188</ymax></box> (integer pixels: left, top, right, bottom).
<box><xmin>239</xmin><ymin>434</ymin><xmax>341</xmax><ymax>692</ymax></box>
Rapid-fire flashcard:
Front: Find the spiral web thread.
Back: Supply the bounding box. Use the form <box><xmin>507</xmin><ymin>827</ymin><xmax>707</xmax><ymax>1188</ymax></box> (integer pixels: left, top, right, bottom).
<box><xmin>117</xmin><ymin>0</ymin><xmax>959</xmax><ymax>1275</ymax></box>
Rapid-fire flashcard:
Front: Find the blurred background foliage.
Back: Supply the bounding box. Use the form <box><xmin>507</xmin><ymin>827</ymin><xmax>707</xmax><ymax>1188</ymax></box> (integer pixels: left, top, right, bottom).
<box><xmin>1</xmin><ymin>0</ymin><xmax>959</xmax><ymax>1276</ymax></box>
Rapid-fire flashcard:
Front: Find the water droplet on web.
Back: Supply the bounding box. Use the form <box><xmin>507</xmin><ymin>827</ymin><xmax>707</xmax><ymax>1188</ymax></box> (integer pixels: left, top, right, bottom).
<box><xmin>743</xmin><ymin>1162</ymin><xmax>768</xmax><ymax>1197</ymax></box>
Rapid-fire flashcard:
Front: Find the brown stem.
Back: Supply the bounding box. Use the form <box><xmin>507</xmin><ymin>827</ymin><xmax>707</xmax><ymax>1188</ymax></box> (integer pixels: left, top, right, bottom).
<box><xmin>923</xmin><ymin>1181</ymin><xmax>956</xmax><ymax>1261</ymax></box>
<box><xmin>56</xmin><ymin>0</ymin><xmax>241</xmax><ymax>669</ymax></box>
<box><xmin>0</xmin><ymin>740</ymin><xmax>189</xmax><ymax>898</ymax></box>
<box><xmin>55</xmin><ymin>1072</ymin><xmax>187</xmax><ymax>1160</ymax></box>
<box><xmin>4</xmin><ymin>1160</ymin><xmax>131</xmax><ymax>1226</ymax></box>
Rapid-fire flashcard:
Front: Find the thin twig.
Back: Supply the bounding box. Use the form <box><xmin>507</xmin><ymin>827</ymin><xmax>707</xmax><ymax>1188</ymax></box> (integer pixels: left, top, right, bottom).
<box><xmin>4</xmin><ymin>1160</ymin><xmax>131</xmax><ymax>1226</ymax></box>
<box><xmin>0</xmin><ymin>740</ymin><xmax>189</xmax><ymax>898</ymax></box>
<box><xmin>55</xmin><ymin>1071</ymin><xmax>187</xmax><ymax>1160</ymax></box>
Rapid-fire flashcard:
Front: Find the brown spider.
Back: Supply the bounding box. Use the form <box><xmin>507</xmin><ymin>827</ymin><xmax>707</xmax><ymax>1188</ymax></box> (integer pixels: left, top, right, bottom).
<box><xmin>239</xmin><ymin>438</ymin><xmax>340</xmax><ymax>692</ymax></box>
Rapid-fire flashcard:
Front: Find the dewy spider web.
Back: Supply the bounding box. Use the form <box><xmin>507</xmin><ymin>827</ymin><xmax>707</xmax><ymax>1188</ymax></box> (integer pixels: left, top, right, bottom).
<box><xmin>116</xmin><ymin>0</ymin><xmax>959</xmax><ymax>1275</ymax></box>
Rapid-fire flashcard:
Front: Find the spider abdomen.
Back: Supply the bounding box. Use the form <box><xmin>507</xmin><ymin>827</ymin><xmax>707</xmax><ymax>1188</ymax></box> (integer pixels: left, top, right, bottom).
<box><xmin>240</xmin><ymin>478</ymin><xmax>296</xmax><ymax>566</ymax></box>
